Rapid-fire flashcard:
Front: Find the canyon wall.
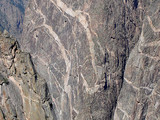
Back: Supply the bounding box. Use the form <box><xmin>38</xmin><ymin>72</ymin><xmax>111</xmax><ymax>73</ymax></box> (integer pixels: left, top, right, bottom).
<box><xmin>20</xmin><ymin>0</ymin><xmax>160</xmax><ymax>120</ymax></box>
<box><xmin>0</xmin><ymin>0</ymin><xmax>159</xmax><ymax>120</ymax></box>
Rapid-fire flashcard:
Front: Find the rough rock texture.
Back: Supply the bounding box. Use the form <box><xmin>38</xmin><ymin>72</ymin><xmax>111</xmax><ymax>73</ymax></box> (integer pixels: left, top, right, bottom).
<box><xmin>114</xmin><ymin>2</ymin><xmax>160</xmax><ymax>120</ymax></box>
<box><xmin>19</xmin><ymin>0</ymin><xmax>160</xmax><ymax>120</ymax></box>
<box><xmin>0</xmin><ymin>0</ymin><xmax>28</xmax><ymax>39</ymax></box>
<box><xmin>0</xmin><ymin>31</ymin><xmax>54</xmax><ymax>120</ymax></box>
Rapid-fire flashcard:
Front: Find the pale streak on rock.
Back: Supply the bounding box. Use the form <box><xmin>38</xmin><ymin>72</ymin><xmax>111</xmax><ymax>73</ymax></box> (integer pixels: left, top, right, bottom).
<box><xmin>150</xmin><ymin>85</ymin><xmax>160</xmax><ymax>98</ymax></box>
<box><xmin>51</xmin><ymin>96</ymin><xmax>59</xmax><ymax>112</ymax></box>
<box><xmin>140</xmin><ymin>53</ymin><xmax>160</xmax><ymax>61</ymax></box>
<box><xmin>97</xmin><ymin>41</ymin><xmax>105</xmax><ymax>55</ymax></box>
<box><xmin>35</xmin><ymin>7</ymin><xmax>73</xmax><ymax>119</ymax></box>
<box><xmin>36</xmin><ymin>8</ymin><xmax>71</xmax><ymax>91</ymax></box>
<box><xmin>73</xmin><ymin>108</ymin><xmax>79</xmax><ymax>114</ymax></box>
<box><xmin>140</xmin><ymin>86</ymin><xmax>153</xmax><ymax>91</ymax></box>
<box><xmin>117</xmin><ymin>107</ymin><xmax>130</xmax><ymax>119</ymax></box>
<box><xmin>147</xmin><ymin>16</ymin><xmax>160</xmax><ymax>33</ymax></box>
<box><xmin>9</xmin><ymin>76</ymin><xmax>40</xmax><ymax>102</ymax></box>
<box><xmin>105</xmin><ymin>44</ymin><xmax>115</xmax><ymax>57</ymax></box>
<box><xmin>113</xmin><ymin>108</ymin><xmax>120</xmax><ymax>120</ymax></box>
<box><xmin>79</xmin><ymin>10</ymin><xmax>98</xmax><ymax>37</ymax></box>
<box><xmin>52</xmin><ymin>0</ymin><xmax>98</xmax><ymax>83</ymax></box>
<box><xmin>81</xmin><ymin>55</ymin><xmax>90</xmax><ymax>67</ymax></box>
<box><xmin>138</xmin><ymin>24</ymin><xmax>145</xmax><ymax>53</ymax></box>
<box><xmin>31</xmin><ymin>20</ymin><xmax>35</xmax><ymax>24</ymax></box>
<box><xmin>124</xmin><ymin>77</ymin><xmax>139</xmax><ymax>90</ymax></box>
<box><xmin>51</xmin><ymin>69</ymin><xmax>64</xmax><ymax>92</ymax></box>
<box><xmin>34</xmin><ymin>1</ymin><xmax>99</xmax><ymax>117</ymax></box>
<box><xmin>143</xmin><ymin>40</ymin><xmax>160</xmax><ymax>47</ymax></box>
<box><xmin>47</xmin><ymin>66</ymin><xmax>59</xmax><ymax>93</ymax></box>
<box><xmin>9</xmin><ymin>76</ymin><xmax>39</xmax><ymax>120</ymax></box>
<box><xmin>137</xmin><ymin>23</ymin><xmax>160</xmax><ymax>61</ymax></box>
<box><xmin>32</xmin><ymin>54</ymin><xmax>49</xmax><ymax>66</ymax></box>
<box><xmin>123</xmin><ymin>0</ymin><xmax>127</xmax><ymax>4</ymax></box>
<box><xmin>81</xmin><ymin>73</ymin><xmax>99</xmax><ymax>94</ymax></box>
<box><xmin>50</xmin><ymin>0</ymin><xmax>72</xmax><ymax>23</ymax></box>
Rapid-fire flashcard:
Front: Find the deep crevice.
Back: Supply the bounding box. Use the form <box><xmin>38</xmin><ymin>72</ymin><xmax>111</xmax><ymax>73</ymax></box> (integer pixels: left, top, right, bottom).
<box><xmin>133</xmin><ymin>0</ymin><xmax>138</xmax><ymax>9</ymax></box>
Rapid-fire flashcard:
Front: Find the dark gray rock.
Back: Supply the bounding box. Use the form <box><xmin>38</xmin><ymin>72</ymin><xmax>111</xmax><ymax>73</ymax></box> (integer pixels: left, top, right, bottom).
<box><xmin>114</xmin><ymin>2</ymin><xmax>160</xmax><ymax>119</ymax></box>
<box><xmin>0</xmin><ymin>0</ymin><xmax>159</xmax><ymax>120</ymax></box>
<box><xmin>20</xmin><ymin>0</ymin><xmax>160</xmax><ymax>119</ymax></box>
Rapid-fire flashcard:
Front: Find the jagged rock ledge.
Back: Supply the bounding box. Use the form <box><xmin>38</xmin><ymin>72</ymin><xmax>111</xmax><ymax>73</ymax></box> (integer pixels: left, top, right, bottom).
<box><xmin>0</xmin><ymin>30</ymin><xmax>55</xmax><ymax>120</ymax></box>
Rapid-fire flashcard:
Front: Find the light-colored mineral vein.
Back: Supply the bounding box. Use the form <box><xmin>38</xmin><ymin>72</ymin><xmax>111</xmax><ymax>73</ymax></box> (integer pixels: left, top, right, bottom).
<box><xmin>124</xmin><ymin>78</ymin><xmax>139</xmax><ymax>90</ymax></box>
<box><xmin>51</xmin><ymin>0</ymin><xmax>98</xmax><ymax>82</ymax></box>
<box><xmin>36</xmin><ymin>9</ymin><xmax>71</xmax><ymax>89</ymax></box>
<box><xmin>150</xmin><ymin>84</ymin><xmax>160</xmax><ymax>97</ymax></box>
<box><xmin>32</xmin><ymin>54</ymin><xmax>49</xmax><ymax>66</ymax></box>
<box><xmin>9</xmin><ymin>76</ymin><xmax>40</xmax><ymax>102</ymax></box>
<box><xmin>106</xmin><ymin>44</ymin><xmax>115</xmax><ymax>57</ymax></box>
<box><xmin>9</xmin><ymin>76</ymin><xmax>39</xmax><ymax>120</ymax></box>
<box><xmin>51</xmin><ymin>68</ymin><xmax>64</xmax><ymax>91</ymax></box>
<box><xmin>140</xmin><ymin>53</ymin><xmax>160</xmax><ymax>61</ymax></box>
<box><xmin>81</xmin><ymin>73</ymin><xmax>99</xmax><ymax>94</ymax></box>
<box><xmin>147</xmin><ymin>16</ymin><xmax>160</xmax><ymax>33</ymax></box>
<box><xmin>138</xmin><ymin>24</ymin><xmax>145</xmax><ymax>53</ymax></box>
<box><xmin>117</xmin><ymin>107</ymin><xmax>130</xmax><ymax>119</ymax></box>
<box><xmin>32</xmin><ymin>0</ymin><xmax>99</xmax><ymax>119</ymax></box>
<box><xmin>140</xmin><ymin>86</ymin><xmax>153</xmax><ymax>91</ymax></box>
<box><xmin>97</xmin><ymin>41</ymin><xmax>105</xmax><ymax>56</ymax></box>
<box><xmin>138</xmin><ymin>23</ymin><xmax>160</xmax><ymax>61</ymax></box>
<box><xmin>143</xmin><ymin>40</ymin><xmax>160</xmax><ymax>47</ymax></box>
<box><xmin>34</xmin><ymin>7</ymin><xmax>72</xmax><ymax>119</ymax></box>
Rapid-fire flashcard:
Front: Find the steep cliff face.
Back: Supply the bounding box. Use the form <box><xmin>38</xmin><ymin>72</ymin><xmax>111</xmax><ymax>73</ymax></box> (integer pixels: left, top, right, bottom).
<box><xmin>114</xmin><ymin>2</ymin><xmax>160</xmax><ymax>119</ymax></box>
<box><xmin>20</xmin><ymin>0</ymin><xmax>160</xmax><ymax>120</ymax></box>
<box><xmin>0</xmin><ymin>0</ymin><xmax>28</xmax><ymax>39</ymax></box>
<box><xmin>0</xmin><ymin>31</ymin><xmax>55</xmax><ymax>120</ymax></box>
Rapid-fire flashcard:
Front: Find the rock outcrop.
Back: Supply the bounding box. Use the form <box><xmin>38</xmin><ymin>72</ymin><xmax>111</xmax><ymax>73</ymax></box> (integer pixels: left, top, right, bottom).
<box><xmin>20</xmin><ymin>0</ymin><xmax>160</xmax><ymax>120</ymax></box>
<box><xmin>0</xmin><ymin>0</ymin><xmax>159</xmax><ymax>120</ymax></box>
<box><xmin>0</xmin><ymin>30</ymin><xmax>54</xmax><ymax>120</ymax></box>
<box><xmin>114</xmin><ymin>2</ymin><xmax>160</xmax><ymax>119</ymax></box>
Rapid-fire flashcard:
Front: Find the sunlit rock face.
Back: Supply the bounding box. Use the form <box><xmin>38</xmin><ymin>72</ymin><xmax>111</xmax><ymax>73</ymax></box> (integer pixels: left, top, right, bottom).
<box><xmin>0</xmin><ymin>0</ymin><xmax>28</xmax><ymax>39</ymax></box>
<box><xmin>0</xmin><ymin>31</ymin><xmax>54</xmax><ymax>120</ymax></box>
<box><xmin>20</xmin><ymin>0</ymin><xmax>160</xmax><ymax>120</ymax></box>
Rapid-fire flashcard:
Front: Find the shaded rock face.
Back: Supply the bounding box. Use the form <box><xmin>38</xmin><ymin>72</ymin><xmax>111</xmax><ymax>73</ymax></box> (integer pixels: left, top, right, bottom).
<box><xmin>0</xmin><ymin>31</ymin><xmax>55</xmax><ymax>120</ymax></box>
<box><xmin>0</xmin><ymin>0</ymin><xmax>28</xmax><ymax>39</ymax></box>
<box><xmin>114</xmin><ymin>2</ymin><xmax>160</xmax><ymax>120</ymax></box>
<box><xmin>19</xmin><ymin>0</ymin><xmax>160</xmax><ymax>120</ymax></box>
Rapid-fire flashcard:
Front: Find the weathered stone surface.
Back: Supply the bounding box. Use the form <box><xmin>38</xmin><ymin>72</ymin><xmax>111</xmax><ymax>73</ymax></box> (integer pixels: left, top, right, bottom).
<box><xmin>114</xmin><ymin>2</ymin><xmax>160</xmax><ymax>119</ymax></box>
<box><xmin>0</xmin><ymin>0</ymin><xmax>159</xmax><ymax>120</ymax></box>
<box><xmin>0</xmin><ymin>31</ymin><xmax>54</xmax><ymax>120</ymax></box>
<box><xmin>20</xmin><ymin>0</ymin><xmax>160</xmax><ymax>119</ymax></box>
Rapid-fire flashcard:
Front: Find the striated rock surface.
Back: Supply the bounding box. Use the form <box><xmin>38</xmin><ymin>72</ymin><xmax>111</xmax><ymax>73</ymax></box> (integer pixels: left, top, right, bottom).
<box><xmin>0</xmin><ymin>0</ymin><xmax>28</xmax><ymax>39</ymax></box>
<box><xmin>19</xmin><ymin>0</ymin><xmax>160</xmax><ymax>120</ymax></box>
<box><xmin>114</xmin><ymin>2</ymin><xmax>160</xmax><ymax>119</ymax></box>
<box><xmin>0</xmin><ymin>31</ymin><xmax>54</xmax><ymax>120</ymax></box>
<box><xmin>0</xmin><ymin>0</ymin><xmax>159</xmax><ymax>120</ymax></box>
